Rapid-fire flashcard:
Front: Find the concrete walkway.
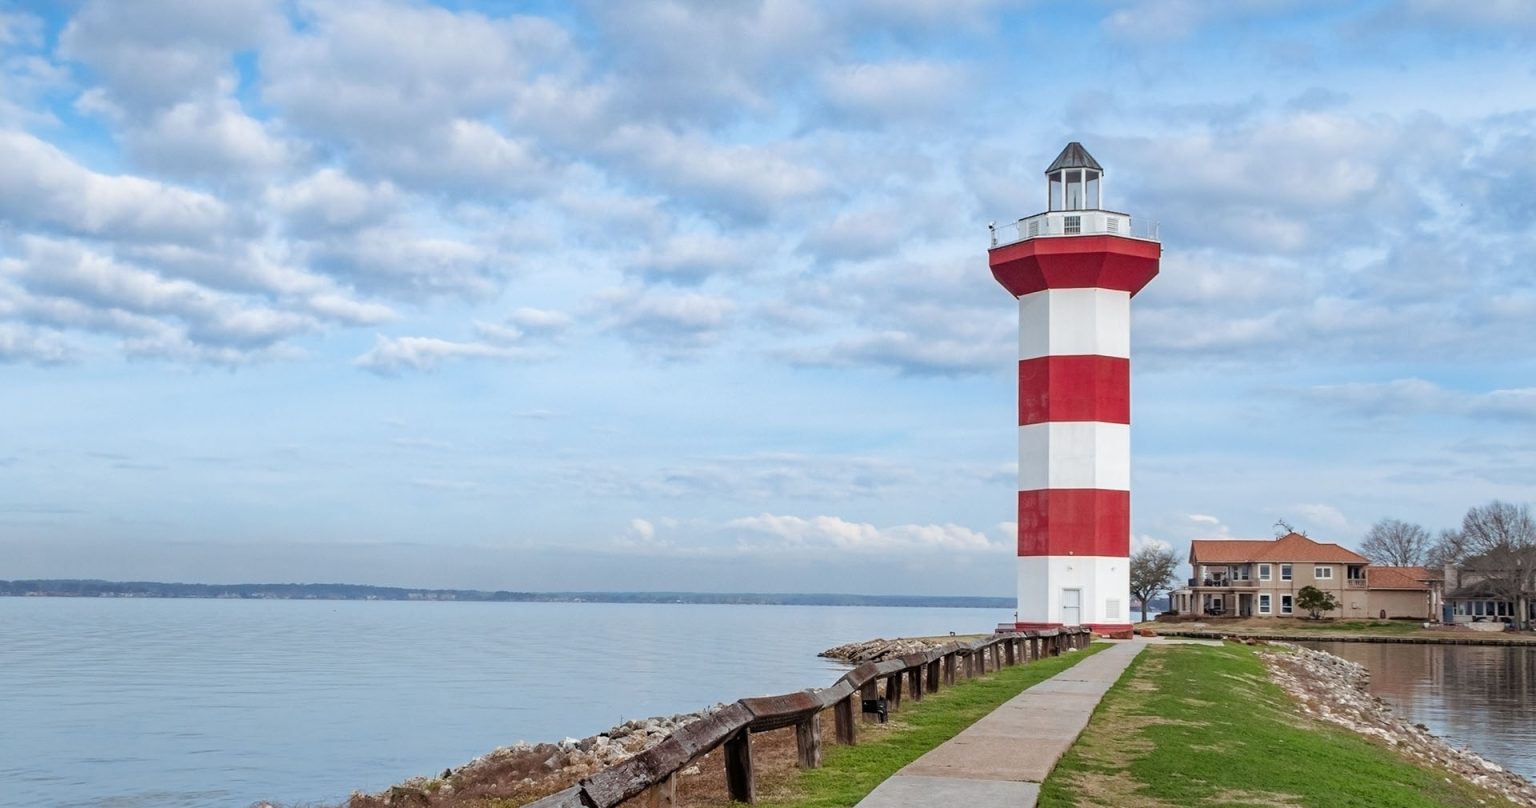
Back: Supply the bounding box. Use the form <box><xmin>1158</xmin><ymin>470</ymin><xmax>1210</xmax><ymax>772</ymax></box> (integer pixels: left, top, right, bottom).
<box><xmin>853</xmin><ymin>639</ymin><xmax>1146</xmax><ymax>808</ymax></box>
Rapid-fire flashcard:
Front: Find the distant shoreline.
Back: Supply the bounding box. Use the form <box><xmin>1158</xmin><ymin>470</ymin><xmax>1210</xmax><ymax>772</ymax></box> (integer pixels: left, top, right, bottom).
<box><xmin>0</xmin><ymin>579</ymin><xmax>1014</xmax><ymax>609</ymax></box>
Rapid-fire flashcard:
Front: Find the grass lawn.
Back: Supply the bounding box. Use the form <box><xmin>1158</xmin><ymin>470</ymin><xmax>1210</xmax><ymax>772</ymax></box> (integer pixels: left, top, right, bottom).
<box><xmin>728</xmin><ymin>643</ymin><xmax>1107</xmax><ymax>808</ymax></box>
<box><xmin>1038</xmin><ymin>643</ymin><xmax>1521</xmax><ymax>808</ymax></box>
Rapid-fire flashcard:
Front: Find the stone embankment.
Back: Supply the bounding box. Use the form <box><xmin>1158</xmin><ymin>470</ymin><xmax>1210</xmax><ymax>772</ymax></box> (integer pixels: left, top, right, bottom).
<box><xmin>339</xmin><ymin>706</ymin><xmax>724</xmax><ymax>807</ymax></box>
<box><xmin>819</xmin><ymin>636</ymin><xmax>946</xmax><ymax>663</ymax></box>
<box><xmin>1261</xmin><ymin>642</ymin><xmax>1536</xmax><ymax>807</ymax></box>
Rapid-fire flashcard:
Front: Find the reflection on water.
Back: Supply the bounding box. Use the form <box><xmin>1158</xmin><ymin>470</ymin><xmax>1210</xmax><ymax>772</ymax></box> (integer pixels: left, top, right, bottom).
<box><xmin>1306</xmin><ymin>642</ymin><xmax>1536</xmax><ymax>781</ymax></box>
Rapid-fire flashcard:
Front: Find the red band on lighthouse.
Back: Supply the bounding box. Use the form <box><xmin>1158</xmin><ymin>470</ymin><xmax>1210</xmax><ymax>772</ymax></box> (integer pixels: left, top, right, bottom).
<box><xmin>1017</xmin><ymin>355</ymin><xmax>1129</xmax><ymax>425</ymax></box>
<box><xmin>1016</xmin><ymin>489</ymin><xmax>1131</xmax><ymax>557</ymax></box>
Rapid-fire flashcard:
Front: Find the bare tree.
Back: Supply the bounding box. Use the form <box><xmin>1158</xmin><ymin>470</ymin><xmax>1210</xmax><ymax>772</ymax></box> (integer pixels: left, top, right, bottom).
<box><xmin>1359</xmin><ymin>518</ymin><xmax>1431</xmax><ymax>566</ymax></box>
<box><xmin>1130</xmin><ymin>544</ymin><xmax>1181</xmax><ymax>622</ymax></box>
<box><xmin>1426</xmin><ymin>527</ymin><xmax>1466</xmax><ymax>569</ymax></box>
<box><xmin>1453</xmin><ymin>501</ymin><xmax>1536</xmax><ymax>630</ymax></box>
<box><xmin>1273</xmin><ymin>519</ymin><xmax>1306</xmax><ymax>538</ymax></box>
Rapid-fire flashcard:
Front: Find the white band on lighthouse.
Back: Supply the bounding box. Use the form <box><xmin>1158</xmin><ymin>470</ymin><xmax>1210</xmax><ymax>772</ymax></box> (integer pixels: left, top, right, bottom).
<box><xmin>1017</xmin><ymin>422</ymin><xmax>1130</xmax><ymax>492</ymax></box>
<box><xmin>1018</xmin><ymin>288</ymin><xmax>1130</xmax><ymax>361</ymax></box>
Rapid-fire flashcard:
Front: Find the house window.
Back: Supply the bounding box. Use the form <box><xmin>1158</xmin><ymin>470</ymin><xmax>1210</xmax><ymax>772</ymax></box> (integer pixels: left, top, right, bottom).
<box><xmin>1259</xmin><ymin>564</ymin><xmax>1271</xmax><ymax>581</ymax></box>
<box><xmin>1231</xmin><ymin>565</ymin><xmax>1250</xmax><ymax>581</ymax></box>
<box><xmin>1280</xmin><ymin>595</ymin><xmax>1294</xmax><ymax>615</ymax></box>
<box><xmin>1315</xmin><ymin>566</ymin><xmax>1333</xmax><ymax>580</ymax></box>
<box><xmin>1280</xmin><ymin>564</ymin><xmax>1293</xmax><ymax>581</ymax></box>
<box><xmin>1259</xmin><ymin>594</ymin><xmax>1272</xmax><ymax>614</ymax></box>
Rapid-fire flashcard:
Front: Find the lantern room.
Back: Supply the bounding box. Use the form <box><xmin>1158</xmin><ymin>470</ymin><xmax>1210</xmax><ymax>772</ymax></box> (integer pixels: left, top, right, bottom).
<box><xmin>1046</xmin><ymin>142</ymin><xmax>1102</xmax><ymax>211</ymax></box>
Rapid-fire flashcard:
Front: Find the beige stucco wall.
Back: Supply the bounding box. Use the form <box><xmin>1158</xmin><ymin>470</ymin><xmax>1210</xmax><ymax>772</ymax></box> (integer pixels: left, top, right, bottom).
<box><xmin>1368</xmin><ymin>590</ymin><xmax>1431</xmax><ymax>619</ymax></box>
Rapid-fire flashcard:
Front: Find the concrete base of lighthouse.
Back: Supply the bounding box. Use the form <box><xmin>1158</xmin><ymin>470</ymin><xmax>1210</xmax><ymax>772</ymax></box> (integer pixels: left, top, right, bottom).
<box><xmin>1015</xmin><ymin>555</ymin><xmax>1130</xmax><ymax>636</ymax></box>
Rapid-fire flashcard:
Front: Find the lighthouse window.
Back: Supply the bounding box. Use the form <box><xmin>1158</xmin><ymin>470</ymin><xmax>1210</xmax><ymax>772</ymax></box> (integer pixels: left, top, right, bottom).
<box><xmin>1049</xmin><ymin>173</ymin><xmax>1064</xmax><ymax>211</ymax></box>
<box><xmin>1063</xmin><ymin>215</ymin><xmax>1082</xmax><ymax>235</ymax></box>
<box><xmin>1086</xmin><ymin>172</ymin><xmax>1101</xmax><ymax>208</ymax></box>
<box><xmin>1065</xmin><ymin>169</ymin><xmax>1085</xmax><ymax>209</ymax></box>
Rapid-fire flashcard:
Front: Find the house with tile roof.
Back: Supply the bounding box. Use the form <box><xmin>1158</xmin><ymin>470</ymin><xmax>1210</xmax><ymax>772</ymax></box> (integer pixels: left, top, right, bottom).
<box><xmin>1168</xmin><ymin>532</ymin><xmax>1443</xmax><ymax>621</ymax></box>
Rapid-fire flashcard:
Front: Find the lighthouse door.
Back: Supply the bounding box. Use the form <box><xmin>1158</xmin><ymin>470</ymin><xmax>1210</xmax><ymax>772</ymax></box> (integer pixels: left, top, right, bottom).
<box><xmin>1061</xmin><ymin>588</ymin><xmax>1082</xmax><ymax>626</ymax></box>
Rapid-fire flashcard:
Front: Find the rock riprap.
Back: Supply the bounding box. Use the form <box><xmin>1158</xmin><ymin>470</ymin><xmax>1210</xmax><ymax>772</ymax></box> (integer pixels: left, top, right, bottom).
<box><xmin>340</xmin><ymin>705</ymin><xmax>728</xmax><ymax>807</ymax></box>
<box><xmin>819</xmin><ymin>636</ymin><xmax>947</xmax><ymax>663</ymax></box>
<box><xmin>1261</xmin><ymin>642</ymin><xmax>1536</xmax><ymax>807</ymax></box>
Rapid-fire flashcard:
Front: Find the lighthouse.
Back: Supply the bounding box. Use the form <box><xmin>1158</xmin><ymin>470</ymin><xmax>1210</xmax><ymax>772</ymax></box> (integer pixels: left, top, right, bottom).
<box><xmin>988</xmin><ymin>142</ymin><xmax>1160</xmax><ymax>637</ymax></box>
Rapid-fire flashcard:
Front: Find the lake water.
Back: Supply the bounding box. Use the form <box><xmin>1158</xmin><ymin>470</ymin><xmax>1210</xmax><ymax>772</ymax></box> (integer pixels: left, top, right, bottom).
<box><xmin>1305</xmin><ymin>641</ymin><xmax>1536</xmax><ymax>782</ymax></box>
<box><xmin>0</xmin><ymin>598</ymin><xmax>1015</xmax><ymax>808</ymax></box>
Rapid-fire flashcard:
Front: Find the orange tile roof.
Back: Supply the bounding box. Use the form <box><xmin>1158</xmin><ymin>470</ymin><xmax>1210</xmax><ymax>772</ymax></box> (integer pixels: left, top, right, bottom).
<box><xmin>1368</xmin><ymin>566</ymin><xmax>1433</xmax><ymax>590</ymax></box>
<box><xmin>1190</xmin><ymin>533</ymin><xmax>1369</xmax><ymax>565</ymax></box>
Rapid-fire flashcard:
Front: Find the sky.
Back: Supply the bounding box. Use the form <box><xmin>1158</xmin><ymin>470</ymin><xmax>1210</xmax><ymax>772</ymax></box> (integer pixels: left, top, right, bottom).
<box><xmin>1</xmin><ymin>0</ymin><xmax>1534</xmax><ymax>596</ymax></box>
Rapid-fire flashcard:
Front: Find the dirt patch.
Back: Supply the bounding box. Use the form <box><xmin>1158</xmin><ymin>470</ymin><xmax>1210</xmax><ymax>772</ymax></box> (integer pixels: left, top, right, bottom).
<box><xmin>1208</xmin><ymin>789</ymin><xmax>1303</xmax><ymax>807</ymax></box>
<box><xmin>1071</xmin><ymin>769</ymin><xmax>1178</xmax><ymax>808</ymax></box>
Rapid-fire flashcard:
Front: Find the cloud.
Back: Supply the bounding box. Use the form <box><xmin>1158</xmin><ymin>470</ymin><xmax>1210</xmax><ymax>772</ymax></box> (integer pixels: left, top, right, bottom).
<box><xmin>628</xmin><ymin>232</ymin><xmax>746</xmax><ymax>285</ymax></box>
<box><xmin>267</xmin><ymin>169</ymin><xmax>400</xmax><ymax>237</ymax></box>
<box><xmin>262</xmin><ymin>0</ymin><xmax>571</xmax><ymax>141</ymax></box>
<box><xmin>508</xmin><ymin>307</ymin><xmax>573</xmax><ymax>336</ymax></box>
<box><xmin>566</xmin><ymin>453</ymin><xmax>917</xmax><ymax>503</ymax></box>
<box><xmin>122</xmin><ymin>93</ymin><xmax>294</xmax><ymax>179</ymax></box>
<box><xmin>577</xmin><ymin>0</ymin><xmax>831</xmax><ymax>123</ymax></box>
<box><xmin>3</xmin><ymin>238</ymin><xmax>317</xmax><ymax>353</ymax></box>
<box><xmin>58</xmin><ymin>0</ymin><xmax>283</xmax><ymax>114</ymax></box>
<box><xmin>1293</xmin><ymin>503</ymin><xmax>1351</xmax><ymax>534</ymax></box>
<box><xmin>601</xmin><ymin>125</ymin><xmax>828</xmax><ymax>221</ymax></box>
<box><xmin>1401</xmin><ymin>0</ymin><xmax>1536</xmax><ymax>28</ymax></box>
<box><xmin>0</xmin><ymin>130</ymin><xmax>233</xmax><ymax>245</ymax></box>
<box><xmin>308</xmin><ymin>228</ymin><xmax>500</xmax><ymax>299</ymax></box>
<box><xmin>0</xmin><ymin>324</ymin><xmax>79</xmax><ymax>365</ymax></box>
<box><xmin>726</xmin><ymin>513</ymin><xmax>1004</xmax><ymax>555</ymax></box>
<box><xmin>354</xmin><ymin>335</ymin><xmax>539</xmax><ymax>375</ymax></box>
<box><xmin>1301</xmin><ymin>379</ymin><xmax>1536</xmax><ymax>422</ymax></box>
<box><xmin>818</xmin><ymin>60</ymin><xmax>968</xmax><ymax>125</ymax></box>
<box><xmin>593</xmin><ymin>287</ymin><xmax>733</xmax><ymax>358</ymax></box>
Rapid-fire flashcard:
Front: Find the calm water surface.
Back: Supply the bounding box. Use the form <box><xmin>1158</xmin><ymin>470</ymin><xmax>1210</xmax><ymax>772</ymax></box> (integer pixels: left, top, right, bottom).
<box><xmin>1306</xmin><ymin>641</ymin><xmax>1536</xmax><ymax>782</ymax></box>
<box><xmin>0</xmin><ymin>598</ymin><xmax>1012</xmax><ymax>808</ymax></box>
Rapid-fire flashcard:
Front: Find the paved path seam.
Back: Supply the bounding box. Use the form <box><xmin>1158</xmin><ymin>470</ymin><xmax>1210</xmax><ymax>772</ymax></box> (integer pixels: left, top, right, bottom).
<box><xmin>853</xmin><ymin>639</ymin><xmax>1146</xmax><ymax>808</ymax></box>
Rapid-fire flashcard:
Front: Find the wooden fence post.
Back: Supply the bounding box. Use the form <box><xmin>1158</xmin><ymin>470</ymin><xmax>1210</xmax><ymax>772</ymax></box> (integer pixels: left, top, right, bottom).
<box><xmin>795</xmin><ymin>713</ymin><xmax>823</xmax><ymax>769</ymax></box>
<box><xmin>724</xmin><ymin>729</ymin><xmax>755</xmax><ymax>803</ymax></box>
<box><xmin>908</xmin><ymin>666</ymin><xmax>923</xmax><ymax>701</ymax></box>
<box><xmin>860</xmin><ymin>681</ymin><xmax>880</xmax><ymax>723</ymax></box>
<box><xmin>834</xmin><ymin>695</ymin><xmax>857</xmax><ymax>745</ymax></box>
<box><xmin>926</xmin><ymin>659</ymin><xmax>941</xmax><ymax>693</ymax></box>
<box><xmin>1005</xmin><ymin>639</ymin><xmax>1017</xmax><ymax>666</ymax></box>
<box><xmin>642</xmin><ymin>774</ymin><xmax>677</xmax><ymax>808</ymax></box>
<box><xmin>944</xmin><ymin>653</ymin><xmax>957</xmax><ymax>685</ymax></box>
<box><xmin>885</xmin><ymin>674</ymin><xmax>902</xmax><ymax>710</ymax></box>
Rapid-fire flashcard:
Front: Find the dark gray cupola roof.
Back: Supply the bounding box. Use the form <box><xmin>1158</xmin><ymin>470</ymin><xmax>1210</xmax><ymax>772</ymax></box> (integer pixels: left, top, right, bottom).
<box><xmin>1045</xmin><ymin>142</ymin><xmax>1102</xmax><ymax>173</ymax></box>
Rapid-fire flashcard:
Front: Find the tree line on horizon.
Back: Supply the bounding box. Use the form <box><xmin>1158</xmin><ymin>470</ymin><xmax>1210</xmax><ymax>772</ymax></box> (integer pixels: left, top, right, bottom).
<box><xmin>0</xmin><ymin>579</ymin><xmax>1015</xmax><ymax>609</ymax></box>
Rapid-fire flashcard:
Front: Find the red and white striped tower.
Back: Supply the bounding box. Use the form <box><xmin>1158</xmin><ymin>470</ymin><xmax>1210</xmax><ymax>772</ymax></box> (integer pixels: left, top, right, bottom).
<box><xmin>988</xmin><ymin>142</ymin><xmax>1160</xmax><ymax>637</ymax></box>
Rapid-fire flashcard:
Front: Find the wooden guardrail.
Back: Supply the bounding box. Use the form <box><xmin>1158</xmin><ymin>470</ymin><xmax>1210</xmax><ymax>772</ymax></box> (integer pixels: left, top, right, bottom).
<box><xmin>525</xmin><ymin>626</ymin><xmax>1093</xmax><ymax>807</ymax></box>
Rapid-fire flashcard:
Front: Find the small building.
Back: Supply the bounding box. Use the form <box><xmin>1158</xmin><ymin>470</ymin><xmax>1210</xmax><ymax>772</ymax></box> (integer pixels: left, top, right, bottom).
<box><xmin>1443</xmin><ymin>562</ymin><xmax>1534</xmax><ymax>627</ymax></box>
<box><xmin>1168</xmin><ymin>532</ymin><xmax>1443</xmax><ymax>621</ymax></box>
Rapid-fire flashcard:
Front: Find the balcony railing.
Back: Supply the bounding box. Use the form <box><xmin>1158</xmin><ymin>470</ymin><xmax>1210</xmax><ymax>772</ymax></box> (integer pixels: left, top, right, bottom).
<box><xmin>1189</xmin><ymin>578</ymin><xmax>1257</xmax><ymax>588</ymax></box>
<box><xmin>990</xmin><ymin>209</ymin><xmax>1160</xmax><ymax>248</ymax></box>
<box><xmin>1347</xmin><ymin>578</ymin><xmax>1368</xmax><ymax>589</ymax></box>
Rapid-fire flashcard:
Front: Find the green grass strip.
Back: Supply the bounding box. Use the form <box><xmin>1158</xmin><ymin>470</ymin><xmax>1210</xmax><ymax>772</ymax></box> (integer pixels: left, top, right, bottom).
<box><xmin>757</xmin><ymin>643</ymin><xmax>1107</xmax><ymax>808</ymax></box>
<box><xmin>1039</xmin><ymin>643</ymin><xmax>1519</xmax><ymax>808</ymax></box>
